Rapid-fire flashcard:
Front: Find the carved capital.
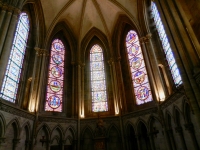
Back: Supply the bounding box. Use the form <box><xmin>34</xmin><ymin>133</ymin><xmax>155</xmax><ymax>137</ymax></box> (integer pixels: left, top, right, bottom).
<box><xmin>140</xmin><ymin>34</ymin><xmax>152</xmax><ymax>44</ymax></box>
<box><xmin>35</xmin><ymin>48</ymin><xmax>48</xmax><ymax>56</ymax></box>
<box><xmin>13</xmin><ymin>8</ymin><xmax>21</xmax><ymax>15</ymax></box>
<box><xmin>107</xmin><ymin>58</ymin><xmax>114</xmax><ymax>65</ymax></box>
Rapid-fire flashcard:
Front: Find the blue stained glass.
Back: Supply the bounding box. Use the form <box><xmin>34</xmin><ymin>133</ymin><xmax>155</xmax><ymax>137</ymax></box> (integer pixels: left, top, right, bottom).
<box><xmin>0</xmin><ymin>13</ymin><xmax>30</xmax><ymax>102</ymax></box>
<box><xmin>151</xmin><ymin>2</ymin><xmax>182</xmax><ymax>86</ymax></box>
<box><xmin>90</xmin><ymin>44</ymin><xmax>108</xmax><ymax>112</ymax></box>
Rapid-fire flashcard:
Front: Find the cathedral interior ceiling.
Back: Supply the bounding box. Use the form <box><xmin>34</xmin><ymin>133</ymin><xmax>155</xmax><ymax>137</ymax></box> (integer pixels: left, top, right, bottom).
<box><xmin>40</xmin><ymin>0</ymin><xmax>138</xmax><ymax>42</ymax></box>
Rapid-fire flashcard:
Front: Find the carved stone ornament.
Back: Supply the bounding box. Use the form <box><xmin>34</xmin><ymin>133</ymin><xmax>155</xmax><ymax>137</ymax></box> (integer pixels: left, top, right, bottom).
<box><xmin>95</xmin><ymin>118</ymin><xmax>106</xmax><ymax>137</ymax></box>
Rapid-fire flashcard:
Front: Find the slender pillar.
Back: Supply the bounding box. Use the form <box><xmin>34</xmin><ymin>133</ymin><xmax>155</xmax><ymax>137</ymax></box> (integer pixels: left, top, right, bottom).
<box><xmin>0</xmin><ymin>7</ymin><xmax>20</xmax><ymax>90</ymax></box>
<box><xmin>148</xmin><ymin>133</ymin><xmax>155</xmax><ymax>150</ymax></box>
<box><xmin>13</xmin><ymin>138</ymin><xmax>20</xmax><ymax>150</ymax></box>
<box><xmin>175</xmin><ymin>126</ymin><xmax>187</xmax><ymax>150</ymax></box>
<box><xmin>108</xmin><ymin>58</ymin><xmax>119</xmax><ymax>114</ymax></box>
<box><xmin>145</xmin><ymin>34</ymin><xmax>169</xmax><ymax>97</ymax></box>
<box><xmin>185</xmin><ymin>123</ymin><xmax>200</xmax><ymax>150</ymax></box>
<box><xmin>0</xmin><ymin>5</ymin><xmax>7</xmax><ymax>32</ymax></box>
<box><xmin>71</xmin><ymin>62</ymin><xmax>75</xmax><ymax>117</ymax></box>
<box><xmin>166</xmin><ymin>128</ymin><xmax>176</xmax><ymax>150</ymax></box>
<box><xmin>140</xmin><ymin>38</ymin><xmax>159</xmax><ymax>100</ymax></box>
<box><xmin>0</xmin><ymin>6</ymin><xmax>13</xmax><ymax>56</ymax></box>
<box><xmin>135</xmin><ymin>134</ymin><xmax>141</xmax><ymax>150</ymax></box>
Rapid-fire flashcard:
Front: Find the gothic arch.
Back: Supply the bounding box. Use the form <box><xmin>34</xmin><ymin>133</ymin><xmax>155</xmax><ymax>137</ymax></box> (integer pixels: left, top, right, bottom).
<box><xmin>0</xmin><ymin>112</ymin><xmax>6</xmax><ymax>137</ymax></box>
<box><xmin>51</xmin><ymin>135</ymin><xmax>60</xmax><ymax>145</ymax></box>
<box><xmin>81</xmin><ymin>126</ymin><xmax>94</xmax><ymax>139</ymax></box>
<box><xmin>148</xmin><ymin>115</ymin><xmax>163</xmax><ymax>128</ymax></box>
<box><xmin>36</xmin><ymin>123</ymin><xmax>51</xmax><ymax>140</ymax></box>
<box><xmin>65</xmin><ymin>126</ymin><xmax>76</xmax><ymax>140</ymax></box>
<box><xmin>173</xmin><ymin>106</ymin><xmax>185</xmax><ymax>127</ymax></box>
<box><xmin>135</xmin><ymin>119</ymin><xmax>148</xmax><ymax>134</ymax></box>
<box><xmin>51</xmin><ymin>125</ymin><xmax>64</xmax><ymax>140</ymax></box>
<box><xmin>125</xmin><ymin>121</ymin><xmax>136</xmax><ymax>133</ymax></box>
<box><xmin>6</xmin><ymin>118</ymin><xmax>20</xmax><ymax>138</ymax></box>
<box><xmin>107</xmin><ymin>124</ymin><xmax>121</xmax><ymax>137</ymax></box>
<box><xmin>46</xmin><ymin>20</ymin><xmax>76</xmax><ymax>61</ymax></box>
<box><xmin>165</xmin><ymin>110</ymin><xmax>174</xmax><ymax>128</ymax></box>
<box><xmin>20</xmin><ymin>121</ymin><xmax>31</xmax><ymax>139</ymax></box>
<box><xmin>112</xmin><ymin>14</ymin><xmax>143</xmax><ymax>58</ymax></box>
<box><xmin>81</xmin><ymin>27</ymin><xmax>110</xmax><ymax>63</ymax></box>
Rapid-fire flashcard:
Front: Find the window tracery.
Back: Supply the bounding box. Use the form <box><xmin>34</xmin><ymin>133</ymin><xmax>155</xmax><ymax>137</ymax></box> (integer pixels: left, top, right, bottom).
<box><xmin>45</xmin><ymin>39</ymin><xmax>65</xmax><ymax>112</ymax></box>
<box><xmin>151</xmin><ymin>2</ymin><xmax>182</xmax><ymax>86</ymax></box>
<box><xmin>0</xmin><ymin>12</ymin><xmax>30</xmax><ymax>102</ymax></box>
<box><xmin>126</xmin><ymin>30</ymin><xmax>153</xmax><ymax>105</ymax></box>
<box><xmin>90</xmin><ymin>44</ymin><xmax>108</xmax><ymax>112</ymax></box>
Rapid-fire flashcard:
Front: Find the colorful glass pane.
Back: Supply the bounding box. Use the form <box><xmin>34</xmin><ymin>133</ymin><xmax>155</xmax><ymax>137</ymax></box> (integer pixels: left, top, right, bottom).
<box><xmin>126</xmin><ymin>30</ymin><xmax>153</xmax><ymax>105</ymax></box>
<box><xmin>0</xmin><ymin>13</ymin><xmax>29</xmax><ymax>102</ymax></box>
<box><xmin>45</xmin><ymin>39</ymin><xmax>65</xmax><ymax>112</ymax></box>
<box><xmin>151</xmin><ymin>2</ymin><xmax>182</xmax><ymax>86</ymax></box>
<box><xmin>90</xmin><ymin>44</ymin><xmax>108</xmax><ymax>112</ymax></box>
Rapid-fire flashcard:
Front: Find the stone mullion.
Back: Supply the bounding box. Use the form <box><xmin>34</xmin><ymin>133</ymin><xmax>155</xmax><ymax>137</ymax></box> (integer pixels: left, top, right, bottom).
<box><xmin>0</xmin><ymin>6</ymin><xmax>20</xmax><ymax>90</ymax></box>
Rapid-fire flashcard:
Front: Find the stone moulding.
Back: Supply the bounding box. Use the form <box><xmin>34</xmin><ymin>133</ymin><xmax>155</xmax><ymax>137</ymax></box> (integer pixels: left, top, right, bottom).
<box><xmin>0</xmin><ymin>100</ymin><xmax>35</xmax><ymax>120</ymax></box>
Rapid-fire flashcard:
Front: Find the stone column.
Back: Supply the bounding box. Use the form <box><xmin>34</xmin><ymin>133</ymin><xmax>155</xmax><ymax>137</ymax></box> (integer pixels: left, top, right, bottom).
<box><xmin>108</xmin><ymin>58</ymin><xmax>119</xmax><ymax>114</ymax></box>
<box><xmin>0</xmin><ymin>6</ymin><xmax>20</xmax><ymax>89</ymax></box>
<box><xmin>81</xmin><ymin>63</ymin><xmax>85</xmax><ymax>117</ymax></box>
<box><xmin>135</xmin><ymin>134</ymin><xmax>141</xmax><ymax>150</ymax></box>
<box><xmin>185</xmin><ymin>123</ymin><xmax>200</xmax><ymax>150</ymax></box>
<box><xmin>71</xmin><ymin>62</ymin><xmax>75</xmax><ymax>117</ymax></box>
<box><xmin>148</xmin><ymin>133</ymin><xmax>155</xmax><ymax>150</ymax></box>
<box><xmin>76</xmin><ymin>62</ymin><xmax>81</xmax><ymax>150</ymax></box>
<box><xmin>0</xmin><ymin>4</ymin><xmax>7</xmax><ymax>34</ymax></box>
<box><xmin>0</xmin><ymin>5</ymin><xmax>13</xmax><ymax>55</ymax></box>
<box><xmin>166</xmin><ymin>128</ymin><xmax>176</xmax><ymax>150</ymax></box>
<box><xmin>0</xmin><ymin>137</ymin><xmax>6</xmax><ymax>149</ymax></box>
<box><xmin>115</xmin><ymin>57</ymin><xmax>127</xmax><ymax>112</ymax></box>
<box><xmin>139</xmin><ymin>38</ymin><xmax>159</xmax><ymax>100</ymax></box>
<box><xmin>175</xmin><ymin>126</ymin><xmax>187</xmax><ymax>150</ymax></box>
<box><xmin>25</xmin><ymin>140</ymin><xmax>31</xmax><ymax>150</ymax></box>
<box><xmin>61</xmin><ymin>140</ymin><xmax>65</xmax><ymax>150</ymax></box>
<box><xmin>13</xmin><ymin>138</ymin><xmax>20</xmax><ymax>150</ymax></box>
<box><xmin>144</xmin><ymin>34</ymin><xmax>169</xmax><ymax>96</ymax></box>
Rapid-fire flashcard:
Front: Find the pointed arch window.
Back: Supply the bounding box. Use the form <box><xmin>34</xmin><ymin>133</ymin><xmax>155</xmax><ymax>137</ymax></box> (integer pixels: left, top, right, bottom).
<box><xmin>151</xmin><ymin>2</ymin><xmax>182</xmax><ymax>86</ymax></box>
<box><xmin>45</xmin><ymin>39</ymin><xmax>65</xmax><ymax>112</ymax></box>
<box><xmin>90</xmin><ymin>44</ymin><xmax>108</xmax><ymax>112</ymax></box>
<box><xmin>0</xmin><ymin>12</ymin><xmax>30</xmax><ymax>102</ymax></box>
<box><xmin>126</xmin><ymin>30</ymin><xmax>153</xmax><ymax>105</ymax></box>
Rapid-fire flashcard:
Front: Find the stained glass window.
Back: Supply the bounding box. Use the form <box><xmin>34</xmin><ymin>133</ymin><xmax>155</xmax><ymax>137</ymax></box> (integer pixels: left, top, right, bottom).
<box><xmin>126</xmin><ymin>30</ymin><xmax>153</xmax><ymax>105</ymax></box>
<box><xmin>151</xmin><ymin>2</ymin><xmax>182</xmax><ymax>86</ymax></box>
<box><xmin>0</xmin><ymin>13</ymin><xmax>30</xmax><ymax>102</ymax></box>
<box><xmin>90</xmin><ymin>44</ymin><xmax>108</xmax><ymax>112</ymax></box>
<box><xmin>45</xmin><ymin>39</ymin><xmax>65</xmax><ymax>112</ymax></box>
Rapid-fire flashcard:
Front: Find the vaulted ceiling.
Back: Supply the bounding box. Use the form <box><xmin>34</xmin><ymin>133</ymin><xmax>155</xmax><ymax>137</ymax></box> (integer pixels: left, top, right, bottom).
<box><xmin>40</xmin><ymin>0</ymin><xmax>138</xmax><ymax>41</ymax></box>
